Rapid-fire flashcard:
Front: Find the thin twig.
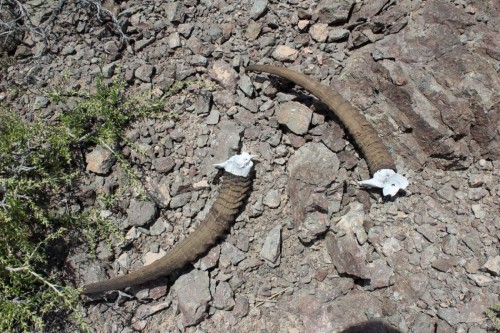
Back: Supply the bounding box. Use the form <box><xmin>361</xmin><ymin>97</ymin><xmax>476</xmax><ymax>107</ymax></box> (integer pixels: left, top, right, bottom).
<box><xmin>2</xmin><ymin>265</ymin><xmax>63</xmax><ymax>297</ymax></box>
<box><xmin>248</xmin><ymin>298</ymin><xmax>278</xmax><ymax>303</ymax></box>
<box><xmin>255</xmin><ymin>287</ymin><xmax>291</xmax><ymax>307</ymax></box>
<box><xmin>77</xmin><ymin>0</ymin><xmax>130</xmax><ymax>48</ymax></box>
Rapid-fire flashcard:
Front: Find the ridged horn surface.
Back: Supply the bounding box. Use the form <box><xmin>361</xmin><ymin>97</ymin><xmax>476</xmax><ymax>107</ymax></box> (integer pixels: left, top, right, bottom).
<box><xmin>246</xmin><ymin>64</ymin><xmax>396</xmax><ymax>174</ymax></box>
<box><xmin>82</xmin><ymin>173</ymin><xmax>252</xmax><ymax>295</ymax></box>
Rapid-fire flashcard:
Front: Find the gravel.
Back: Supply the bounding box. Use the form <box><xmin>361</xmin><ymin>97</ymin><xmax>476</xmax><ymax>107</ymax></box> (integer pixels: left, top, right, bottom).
<box><xmin>3</xmin><ymin>0</ymin><xmax>499</xmax><ymax>332</ymax></box>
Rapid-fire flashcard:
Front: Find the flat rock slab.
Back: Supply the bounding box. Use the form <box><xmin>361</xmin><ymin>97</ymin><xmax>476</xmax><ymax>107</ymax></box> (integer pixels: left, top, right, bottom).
<box><xmin>172</xmin><ymin>269</ymin><xmax>211</xmax><ymax>327</ymax></box>
<box><xmin>288</xmin><ymin>142</ymin><xmax>340</xmax><ymax>231</ymax></box>
<box><xmin>276</xmin><ymin>101</ymin><xmax>313</xmax><ymax>135</ymax></box>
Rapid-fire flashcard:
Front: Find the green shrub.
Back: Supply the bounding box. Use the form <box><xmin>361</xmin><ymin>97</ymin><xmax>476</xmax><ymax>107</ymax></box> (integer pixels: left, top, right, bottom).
<box><xmin>0</xmin><ymin>73</ymin><xmax>171</xmax><ymax>332</ymax></box>
<box><xmin>486</xmin><ymin>303</ymin><xmax>500</xmax><ymax>332</ymax></box>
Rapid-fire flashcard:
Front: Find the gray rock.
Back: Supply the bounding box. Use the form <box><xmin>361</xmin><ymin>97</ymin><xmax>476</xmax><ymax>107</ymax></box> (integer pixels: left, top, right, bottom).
<box><xmin>173</xmin><ymin>269</ymin><xmax>211</xmax><ymax>327</ymax></box>
<box><xmin>328</xmin><ymin>28</ymin><xmax>350</xmax><ymax>42</ymax></box>
<box><xmin>234</xmin><ymin>109</ymin><xmax>257</xmax><ymax>127</ymax></box>
<box><xmin>288</xmin><ymin>142</ymin><xmax>340</xmax><ymax>228</ymax></box>
<box><xmin>431</xmin><ymin>256</ymin><xmax>456</xmax><ymax>273</ymax></box>
<box><xmin>436</xmin><ymin>320</ymin><xmax>454</xmax><ymax>333</ymax></box>
<box><xmin>206</xmin><ymin>25</ymin><xmax>223</xmax><ymax>42</ymax></box>
<box><xmin>328</xmin><ymin>191</ymin><xmax>343</xmax><ymax>215</ymax></box>
<box><xmin>126</xmin><ymin>200</ymin><xmax>157</xmax><ymax>227</ymax></box>
<box><xmin>320</xmin><ymin>122</ymin><xmax>345</xmax><ymax>152</ymax></box>
<box><xmin>199</xmin><ymin>245</ymin><xmax>220</xmax><ymax>270</ymax></box>
<box><xmin>103</xmin><ymin>40</ymin><xmax>120</xmax><ymax>56</ymax></box>
<box><xmin>33</xmin><ymin>96</ymin><xmax>49</xmax><ymax>110</ymax></box>
<box><xmin>149</xmin><ymin>218</ymin><xmax>166</xmax><ymax>236</ymax></box>
<box><xmin>81</xmin><ymin>261</ymin><xmax>109</xmax><ymax>286</ymax></box>
<box><xmin>116</xmin><ymin>252</ymin><xmax>130</xmax><ymax>271</ymax></box>
<box><xmin>196</xmin><ymin>135</ymin><xmax>209</xmax><ymax>148</ymax></box>
<box><xmin>221</xmin><ymin>242</ymin><xmax>246</xmax><ymax>265</ymax></box>
<box><xmin>157</xmin><ymin>176</ymin><xmax>172</xmax><ymax>207</ymax></box>
<box><xmin>381</xmin><ymin>237</ymin><xmax>402</xmax><ymax>257</ymax></box>
<box><xmin>309</xmin><ymin>23</ymin><xmax>329</xmax><ymax>42</ymax></box>
<box><xmin>260</xmin><ymin>225</ymin><xmax>281</xmax><ymax>266</ymax></box>
<box><xmin>61</xmin><ymin>44</ymin><xmax>75</xmax><ymax>55</ymax></box>
<box><xmin>263</xmin><ymin>189</ymin><xmax>280</xmax><ymax>208</ymax></box>
<box><xmin>347</xmin><ymin>30</ymin><xmax>371</xmax><ymax>49</ymax></box>
<box><xmin>463</xmin><ymin>233</ymin><xmax>483</xmax><ymax>253</ymax></box>
<box><xmin>134</xmin><ymin>301</ymin><xmax>171</xmax><ymax>320</ymax></box>
<box><xmin>194</xmin><ymin>94</ymin><xmax>211</xmax><ymax>114</ymax></box>
<box><xmin>267</xmin><ymin>130</ymin><xmax>282</xmax><ymax>147</ymax></box>
<box><xmin>135</xmin><ymin>37</ymin><xmax>155</xmax><ymax>52</ymax></box>
<box><xmin>289</xmin><ymin>291</ymin><xmax>382</xmax><ymax>332</ymax></box>
<box><xmin>441</xmin><ymin>234</ymin><xmax>458</xmax><ymax>256</ymax></box>
<box><xmin>337</xmin><ymin>202</ymin><xmax>367</xmax><ymax>245</ymax></box>
<box><xmin>170</xmin><ymin>192</ymin><xmax>192</xmax><ymax>209</ymax></box>
<box><xmin>276</xmin><ymin>101</ymin><xmax>313</xmax><ymax>135</ymax></box>
<box><xmin>276</xmin><ymin>92</ymin><xmax>297</xmax><ymax>102</ymax></box>
<box><xmin>164</xmin><ymin>2</ymin><xmax>185</xmax><ymax>23</ymax></box>
<box><xmin>250</xmin><ymin>0</ymin><xmax>268</xmax><ymax>20</ymax></box>
<box><xmin>272</xmin><ymin>45</ymin><xmax>299</xmax><ymax>62</ymax></box>
<box><xmin>326</xmin><ymin>231</ymin><xmax>369</xmax><ymax>278</ymax></box>
<box><xmin>482</xmin><ymin>255</ymin><xmax>500</xmax><ymax>276</ymax></box>
<box><xmin>200</xmin><ymin>120</ymin><xmax>244</xmax><ymax>175</ymax></box>
<box><xmin>167</xmin><ymin>32</ymin><xmax>182</xmax><ymax>48</ymax></box>
<box><xmin>189</xmin><ymin>54</ymin><xmax>208</xmax><ymax>66</ymax></box>
<box><xmin>206</xmin><ymin>109</ymin><xmax>220</xmax><ymax>125</ymax></box>
<box><xmin>467</xmin><ymin>273</ymin><xmax>493</xmax><ymax>287</ymax></box>
<box><xmin>416</xmin><ymin>224</ymin><xmax>440</xmax><ymax>243</ymax></box>
<box><xmin>237</xmin><ymin>258</ymin><xmax>263</xmax><ymax>271</ymax></box>
<box><xmin>419</xmin><ymin>245</ymin><xmax>436</xmax><ymax>269</ymax></box>
<box><xmin>412</xmin><ymin>313</ymin><xmax>434</xmax><ymax>333</ymax></box>
<box><xmin>135</xmin><ymin>65</ymin><xmax>155</xmax><ymax>83</ymax></box>
<box><xmin>316</xmin><ymin>0</ymin><xmax>355</xmax><ymax>24</ymax></box>
<box><xmin>468</xmin><ymin>188</ymin><xmax>488</xmax><ymax>201</ymax></box>
<box><xmin>169</xmin><ymin>129</ymin><xmax>184</xmax><ymax>142</ymax></box>
<box><xmin>468</xmin><ymin>327</ymin><xmax>487</xmax><ymax>333</ymax></box>
<box><xmin>366</xmin><ymin>259</ymin><xmax>394</xmax><ymax>290</ymax></box>
<box><xmin>213</xmin><ymin>90</ymin><xmax>236</xmax><ymax>108</ymax></box>
<box><xmin>14</xmin><ymin>45</ymin><xmax>32</xmax><ymax>58</ymax></box>
<box><xmin>337</xmin><ymin>150</ymin><xmax>358</xmax><ymax>170</ymax></box>
<box><xmin>337</xmin><ymin>1</ymin><xmax>500</xmax><ymax>169</ymax></box>
<box><xmin>437</xmin><ymin>185</ymin><xmax>454</xmax><ymax>202</ymax></box>
<box><xmin>221</xmin><ymin>22</ymin><xmax>234</xmax><ymax>43</ymax></box>
<box><xmin>437</xmin><ymin>307</ymin><xmax>460</xmax><ymax>326</ymax></box>
<box><xmin>311</xmin><ymin>112</ymin><xmax>325</xmax><ymax>126</ymax></box>
<box><xmin>96</xmin><ymin>241</ymin><xmax>113</xmax><ymax>261</ymax></box>
<box><xmin>233</xmin><ymin>296</ymin><xmax>250</xmax><ymax>318</ymax></box>
<box><xmin>186</xmin><ymin>36</ymin><xmax>204</xmax><ymax>55</ymax></box>
<box><xmin>471</xmin><ymin>204</ymin><xmax>486</xmax><ymax>219</ymax></box>
<box><xmin>178</xmin><ymin>23</ymin><xmax>193</xmax><ymax>37</ymax></box>
<box><xmin>249</xmin><ymin>194</ymin><xmax>264</xmax><ymax>217</ymax></box>
<box><xmin>245</xmin><ymin>22</ymin><xmax>262</xmax><ymax>41</ymax></box>
<box><xmin>102</xmin><ymin>63</ymin><xmax>116</xmax><ymax>78</ymax></box>
<box><xmin>238</xmin><ymin>75</ymin><xmax>254</xmax><ymax>96</ymax></box>
<box><xmin>154</xmin><ymin>156</ymin><xmax>175</xmax><ymax>173</ymax></box>
<box><xmin>236</xmin><ymin>96</ymin><xmax>259</xmax><ymax>113</ymax></box>
<box><xmin>298</xmin><ymin>211</ymin><xmax>329</xmax><ymax>243</ymax></box>
<box><xmin>213</xmin><ymin>281</ymin><xmax>235</xmax><ymax>310</ymax></box>
<box><xmin>86</xmin><ymin>146</ymin><xmax>116</xmax><ymax>174</ymax></box>
<box><xmin>352</xmin><ymin>0</ymin><xmax>389</xmax><ymax>20</ymax></box>
<box><xmin>463</xmin><ymin>293</ymin><xmax>499</xmax><ymax>323</ymax></box>
<box><xmin>469</xmin><ymin>173</ymin><xmax>490</xmax><ymax>188</ymax></box>
<box><xmin>209</xmin><ymin>60</ymin><xmax>238</xmax><ymax>91</ymax></box>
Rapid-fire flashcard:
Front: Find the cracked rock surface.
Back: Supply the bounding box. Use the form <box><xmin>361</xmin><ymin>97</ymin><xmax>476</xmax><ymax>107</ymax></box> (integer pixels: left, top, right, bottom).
<box><xmin>2</xmin><ymin>0</ymin><xmax>499</xmax><ymax>332</ymax></box>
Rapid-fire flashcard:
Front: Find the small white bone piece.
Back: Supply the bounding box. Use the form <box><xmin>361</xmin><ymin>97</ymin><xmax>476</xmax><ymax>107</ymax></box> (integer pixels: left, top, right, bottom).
<box><xmin>359</xmin><ymin>169</ymin><xmax>409</xmax><ymax>197</ymax></box>
<box><xmin>214</xmin><ymin>152</ymin><xmax>257</xmax><ymax>177</ymax></box>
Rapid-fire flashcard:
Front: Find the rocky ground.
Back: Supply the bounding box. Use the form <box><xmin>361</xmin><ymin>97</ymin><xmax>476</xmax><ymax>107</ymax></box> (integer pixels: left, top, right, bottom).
<box><xmin>1</xmin><ymin>0</ymin><xmax>499</xmax><ymax>332</ymax></box>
